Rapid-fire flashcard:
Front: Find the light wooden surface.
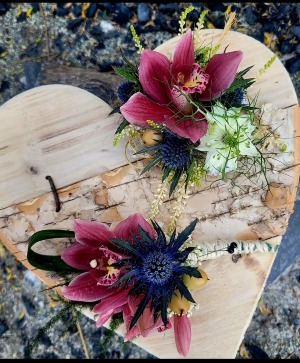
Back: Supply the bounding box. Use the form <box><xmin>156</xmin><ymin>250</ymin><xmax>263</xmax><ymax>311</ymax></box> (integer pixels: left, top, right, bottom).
<box><xmin>0</xmin><ymin>30</ymin><xmax>299</xmax><ymax>359</ymax></box>
<box><xmin>0</xmin><ymin>84</ymin><xmax>127</xmax><ymax>210</ymax></box>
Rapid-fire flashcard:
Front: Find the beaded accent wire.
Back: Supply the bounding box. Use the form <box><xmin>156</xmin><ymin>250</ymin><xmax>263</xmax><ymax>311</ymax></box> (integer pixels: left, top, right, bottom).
<box><xmin>186</xmin><ymin>239</ymin><xmax>280</xmax><ymax>265</ymax></box>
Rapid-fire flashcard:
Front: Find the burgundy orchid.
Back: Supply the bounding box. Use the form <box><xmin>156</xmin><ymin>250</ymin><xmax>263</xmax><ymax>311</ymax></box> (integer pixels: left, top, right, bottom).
<box><xmin>120</xmin><ymin>29</ymin><xmax>243</xmax><ymax>144</ymax></box>
<box><xmin>123</xmin><ymin>294</ymin><xmax>172</xmax><ymax>341</ymax></box>
<box><xmin>123</xmin><ymin>294</ymin><xmax>192</xmax><ymax>357</ymax></box>
<box><xmin>174</xmin><ymin>314</ymin><xmax>192</xmax><ymax>357</ymax></box>
<box><xmin>61</xmin><ymin>213</ymin><xmax>155</xmax><ymax>325</ymax></box>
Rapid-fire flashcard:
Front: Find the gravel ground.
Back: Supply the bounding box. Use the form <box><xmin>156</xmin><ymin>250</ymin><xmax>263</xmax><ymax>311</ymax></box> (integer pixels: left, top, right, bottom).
<box><xmin>0</xmin><ymin>2</ymin><xmax>299</xmax><ymax>359</ymax></box>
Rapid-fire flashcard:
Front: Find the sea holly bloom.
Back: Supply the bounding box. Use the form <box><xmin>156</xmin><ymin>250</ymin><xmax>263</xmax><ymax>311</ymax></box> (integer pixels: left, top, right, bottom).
<box><xmin>108</xmin><ymin>218</ymin><xmax>201</xmax><ymax>356</ymax></box>
<box><xmin>120</xmin><ymin>29</ymin><xmax>243</xmax><ymax>144</ymax></box>
<box><xmin>61</xmin><ymin>213</ymin><xmax>156</xmax><ymax>324</ymax></box>
<box><xmin>137</xmin><ymin>130</ymin><xmax>196</xmax><ymax>196</ymax></box>
<box><xmin>198</xmin><ymin>102</ymin><xmax>259</xmax><ymax>175</ymax></box>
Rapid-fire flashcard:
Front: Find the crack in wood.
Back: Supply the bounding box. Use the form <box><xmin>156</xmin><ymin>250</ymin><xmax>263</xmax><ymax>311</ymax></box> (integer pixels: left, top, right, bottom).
<box><xmin>94</xmin><ymin>201</ymin><xmax>125</xmax><ymax>211</ymax></box>
<box><xmin>44</xmin><ymin>216</ymin><xmax>73</xmax><ymax>226</ymax></box>
<box><xmin>12</xmin><ymin>240</ymin><xmax>28</xmax><ymax>245</ymax></box>
<box><xmin>104</xmin><ymin>175</ymin><xmax>150</xmax><ymax>189</ymax></box>
<box><xmin>198</xmin><ymin>204</ymin><xmax>266</xmax><ymax>222</ymax></box>
<box><xmin>0</xmin><ymin>211</ymin><xmax>21</xmax><ymax>218</ymax></box>
<box><xmin>61</xmin><ymin>196</ymin><xmax>81</xmax><ymax>203</ymax></box>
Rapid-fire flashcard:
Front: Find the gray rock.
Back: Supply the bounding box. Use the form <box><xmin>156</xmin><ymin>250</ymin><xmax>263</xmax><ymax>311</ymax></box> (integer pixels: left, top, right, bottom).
<box><xmin>137</xmin><ymin>3</ymin><xmax>151</xmax><ymax>24</ymax></box>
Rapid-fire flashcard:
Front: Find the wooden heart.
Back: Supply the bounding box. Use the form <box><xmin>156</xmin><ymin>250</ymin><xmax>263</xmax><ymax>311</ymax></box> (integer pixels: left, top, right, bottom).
<box><xmin>0</xmin><ymin>30</ymin><xmax>299</xmax><ymax>359</ymax></box>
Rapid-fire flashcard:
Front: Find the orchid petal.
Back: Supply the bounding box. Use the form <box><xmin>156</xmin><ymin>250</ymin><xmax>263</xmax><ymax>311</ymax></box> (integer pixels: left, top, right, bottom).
<box><xmin>173</xmin><ymin>314</ymin><xmax>191</xmax><ymax>357</ymax></box>
<box><xmin>74</xmin><ymin>219</ymin><xmax>115</xmax><ymax>248</ymax></box>
<box><xmin>89</xmin><ymin>246</ymin><xmax>124</xmax><ymax>285</ymax></box>
<box><xmin>61</xmin><ymin>243</ymin><xmax>103</xmax><ymax>270</ymax></box>
<box><xmin>123</xmin><ymin>304</ymin><xmax>140</xmax><ymax>341</ymax></box>
<box><xmin>171</xmin><ymin>30</ymin><xmax>194</xmax><ymax>79</ymax></box>
<box><xmin>93</xmin><ymin>289</ymin><xmax>128</xmax><ymax>315</ymax></box>
<box><xmin>199</xmin><ymin>51</ymin><xmax>243</xmax><ymax>101</ymax></box>
<box><xmin>163</xmin><ymin>114</ymin><xmax>208</xmax><ymax>144</ymax></box>
<box><xmin>95</xmin><ymin>305</ymin><xmax>125</xmax><ymax>327</ymax></box>
<box><xmin>139</xmin><ymin>50</ymin><xmax>172</xmax><ymax>104</ymax></box>
<box><xmin>114</xmin><ymin>213</ymin><xmax>156</xmax><ymax>242</ymax></box>
<box><xmin>95</xmin><ymin>309</ymin><xmax>115</xmax><ymax>327</ymax></box>
<box><xmin>126</xmin><ymin>294</ymin><xmax>165</xmax><ymax>337</ymax></box>
<box><xmin>120</xmin><ymin>92</ymin><xmax>173</xmax><ymax>127</ymax></box>
<box><xmin>94</xmin><ymin>290</ymin><xmax>128</xmax><ymax>326</ymax></box>
<box><xmin>62</xmin><ymin>272</ymin><xmax>112</xmax><ymax>302</ymax></box>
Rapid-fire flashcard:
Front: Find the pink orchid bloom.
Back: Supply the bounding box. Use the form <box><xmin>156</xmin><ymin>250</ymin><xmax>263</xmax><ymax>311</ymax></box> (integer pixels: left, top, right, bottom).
<box><xmin>173</xmin><ymin>314</ymin><xmax>192</xmax><ymax>357</ymax></box>
<box><xmin>122</xmin><ymin>294</ymin><xmax>191</xmax><ymax>357</ymax></box>
<box><xmin>120</xmin><ymin>29</ymin><xmax>243</xmax><ymax>144</ymax></box>
<box><xmin>61</xmin><ymin>213</ymin><xmax>155</xmax><ymax>314</ymax></box>
<box><xmin>123</xmin><ymin>294</ymin><xmax>172</xmax><ymax>342</ymax></box>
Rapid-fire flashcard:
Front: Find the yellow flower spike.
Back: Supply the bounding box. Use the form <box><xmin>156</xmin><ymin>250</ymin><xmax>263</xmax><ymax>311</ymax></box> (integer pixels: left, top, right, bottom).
<box><xmin>225</xmin><ymin>5</ymin><xmax>232</xmax><ymax>14</ymax></box>
<box><xmin>0</xmin><ymin>243</ymin><xmax>6</xmax><ymax>258</ymax></box>
<box><xmin>178</xmin><ymin>5</ymin><xmax>194</xmax><ymax>35</ymax></box>
<box><xmin>130</xmin><ymin>25</ymin><xmax>144</xmax><ymax>54</ymax></box>
<box><xmin>26</xmin><ymin>7</ymin><xmax>33</xmax><ymax>17</ymax></box>
<box><xmin>19</xmin><ymin>310</ymin><xmax>26</xmax><ymax>320</ymax></box>
<box><xmin>81</xmin><ymin>3</ymin><xmax>90</xmax><ymax>19</ymax></box>
<box><xmin>16</xmin><ymin>5</ymin><xmax>23</xmax><ymax>17</ymax></box>
<box><xmin>207</xmin><ymin>21</ymin><xmax>216</xmax><ymax>29</ymax></box>
<box><xmin>141</xmin><ymin>129</ymin><xmax>163</xmax><ymax>147</ymax></box>
<box><xmin>183</xmin><ymin>268</ymin><xmax>209</xmax><ymax>290</ymax></box>
<box><xmin>169</xmin><ymin>291</ymin><xmax>192</xmax><ymax>315</ymax></box>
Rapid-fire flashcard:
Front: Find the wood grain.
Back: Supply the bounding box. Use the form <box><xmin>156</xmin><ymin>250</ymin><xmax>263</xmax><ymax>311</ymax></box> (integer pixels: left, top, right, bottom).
<box><xmin>0</xmin><ymin>30</ymin><xmax>299</xmax><ymax>359</ymax></box>
<box><xmin>0</xmin><ymin>84</ymin><xmax>129</xmax><ymax>210</ymax></box>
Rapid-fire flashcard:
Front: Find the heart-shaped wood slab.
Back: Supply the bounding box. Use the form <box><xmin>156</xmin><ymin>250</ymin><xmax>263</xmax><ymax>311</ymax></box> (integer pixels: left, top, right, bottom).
<box><xmin>0</xmin><ymin>30</ymin><xmax>299</xmax><ymax>359</ymax></box>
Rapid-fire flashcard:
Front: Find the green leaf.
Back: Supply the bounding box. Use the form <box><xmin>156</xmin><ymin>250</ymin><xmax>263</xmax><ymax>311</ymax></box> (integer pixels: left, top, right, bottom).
<box><xmin>171</xmin><ymin>219</ymin><xmax>198</xmax><ymax>250</ymax></box>
<box><xmin>113</xmin><ymin>66</ymin><xmax>139</xmax><ymax>83</ymax></box>
<box><xmin>225</xmin><ymin>77</ymin><xmax>255</xmax><ymax>94</ymax></box>
<box><xmin>134</xmin><ymin>144</ymin><xmax>160</xmax><ymax>155</ymax></box>
<box><xmin>137</xmin><ymin>225</ymin><xmax>155</xmax><ymax>247</ymax></box>
<box><xmin>240</xmin><ymin>105</ymin><xmax>259</xmax><ymax>112</ymax></box>
<box><xmin>162</xmin><ymin>166</ymin><xmax>172</xmax><ymax>182</ymax></box>
<box><xmin>27</xmin><ymin>230</ymin><xmax>80</xmax><ymax>272</ymax></box>
<box><xmin>223</xmin><ymin>65</ymin><xmax>255</xmax><ymax>95</ymax></box>
<box><xmin>169</xmin><ymin>168</ymin><xmax>183</xmax><ymax>197</ymax></box>
<box><xmin>235</xmin><ymin>65</ymin><xmax>253</xmax><ymax>78</ymax></box>
<box><xmin>111</xmin><ymin>269</ymin><xmax>137</xmax><ymax>289</ymax></box>
<box><xmin>129</xmin><ymin>286</ymin><xmax>153</xmax><ymax>330</ymax></box>
<box><xmin>141</xmin><ymin>155</ymin><xmax>162</xmax><ymax>174</ymax></box>
<box><xmin>120</xmin><ymin>49</ymin><xmax>139</xmax><ymax>74</ymax></box>
<box><xmin>185</xmin><ymin>159</ymin><xmax>195</xmax><ymax>187</ymax></box>
<box><xmin>115</xmin><ymin>118</ymin><xmax>130</xmax><ymax>134</ymax></box>
<box><xmin>176</xmin><ymin>246</ymin><xmax>196</xmax><ymax>262</ymax></box>
<box><xmin>161</xmin><ymin>288</ymin><xmax>168</xmax><ymax>326</ymax></box>
<box><xmin>109</xmin><ymin>238</ymin><xmax>140</xmax><ymax>256</ymax></box>
<box><xmin>109</xmin><ymin>106</ymin><xmax>121</xmax><ymax>116</ymax></box>
<box><xmin>181</xmin><ymin>265</ymin><xmax>202</xmax><ymax>278</ymax></box>
<box><xmin>176</xmin><ymin>279</ymin><xmax>196</xmax><ymax>304</ymax></box>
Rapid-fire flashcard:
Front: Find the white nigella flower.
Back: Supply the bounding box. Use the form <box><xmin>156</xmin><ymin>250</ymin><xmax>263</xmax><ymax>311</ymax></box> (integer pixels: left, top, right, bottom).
<box><xmin>197</xmin><ymin>102</ymin><xmax>259</xmax><ymax>176</ymax></box>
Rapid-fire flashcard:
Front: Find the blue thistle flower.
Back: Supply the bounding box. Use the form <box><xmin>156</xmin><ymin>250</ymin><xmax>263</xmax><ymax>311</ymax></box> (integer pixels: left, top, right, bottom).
<box><xmin>161</xmin><ymin>132</ymin><xmax>192</xmax><ymax>169</ymax></box>
<box><xmin>222</xmin><ymin>87</ymin><xmax>247</xmax><ymax>106</ymax></box>
<box><xmin>117</xmin><ymin>81</ymin><xmax>136</xmax><ymax>103</ymax></box>
<box><xmin>136</xmin><ymin>131</ymin><xmax>197</xmax><ymax>196</ymax></box>
<box><xmin>109</xmin><ymin>219</ymin><xmax>201</xmax><ymax>330</ymax></box>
